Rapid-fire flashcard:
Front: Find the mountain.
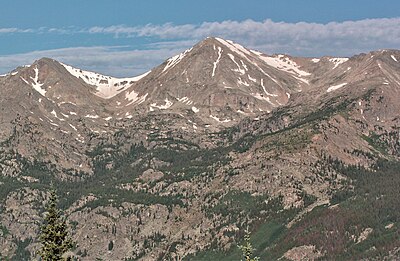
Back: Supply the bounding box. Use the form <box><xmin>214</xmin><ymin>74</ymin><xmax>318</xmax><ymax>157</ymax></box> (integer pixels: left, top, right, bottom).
<box><xmin>0</xmin><ymin>38</ymin><xmax>399</xmax><ymax>260</ymax></box>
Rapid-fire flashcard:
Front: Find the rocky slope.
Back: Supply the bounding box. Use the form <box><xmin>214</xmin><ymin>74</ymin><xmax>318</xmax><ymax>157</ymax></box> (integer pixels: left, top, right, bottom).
<box><xmin>0</xmin><ymin>38</ymin><xmax>399</xmax><ymax>260</ymax></box>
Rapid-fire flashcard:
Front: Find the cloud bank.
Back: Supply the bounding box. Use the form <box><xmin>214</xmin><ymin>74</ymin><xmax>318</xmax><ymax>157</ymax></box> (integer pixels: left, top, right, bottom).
<box><xmin>1</xmin><ymin>18</ymin><xmax>399</xmax><ymax>76</ymax></box>
<box><xmin>0</xmin><ymin>46</ymin><xmax>187</xmax><ymax>77</ymax></box>
<box><xmin>87</xmin><ymin>18</ymin><xmax>400</xmax><ymax>56</ymax></box>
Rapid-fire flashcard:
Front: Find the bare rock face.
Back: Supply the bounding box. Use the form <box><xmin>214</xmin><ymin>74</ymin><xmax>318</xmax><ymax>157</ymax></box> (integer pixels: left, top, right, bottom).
<box><xmin>139</xmin><ymin>169</ymin><xmax>164</xmax><ymax>182</ymax></box>
<box><xmin>283</xmin><ymin>245</ymin><xmax>324</xmax><ymax>260</ymax></box>
<box><xmin>0</xmin><ymin>38</ymin><xmax>400</xmax><ymax>260</ymax></box>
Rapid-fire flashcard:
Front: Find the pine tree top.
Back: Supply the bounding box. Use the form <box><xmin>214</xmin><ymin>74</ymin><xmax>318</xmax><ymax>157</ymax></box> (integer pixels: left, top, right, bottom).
<box><xmin>39</xmin><ymin>189</ymin><xmax>74</xmax><ymax>261</ymax></box>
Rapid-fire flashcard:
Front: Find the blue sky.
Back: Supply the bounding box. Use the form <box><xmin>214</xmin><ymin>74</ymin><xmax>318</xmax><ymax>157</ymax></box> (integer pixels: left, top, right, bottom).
<box><xmin>1</xmin><ymin>0</ymin><xmax>399</xmax><ymax>76</ymax></box>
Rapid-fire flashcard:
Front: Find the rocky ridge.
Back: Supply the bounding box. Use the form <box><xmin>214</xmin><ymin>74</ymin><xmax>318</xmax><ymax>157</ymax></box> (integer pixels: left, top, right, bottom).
<box><xmin>0</xmin><ymin>38</ymin><xmax>399</xmax><ymax>260</ymax></box>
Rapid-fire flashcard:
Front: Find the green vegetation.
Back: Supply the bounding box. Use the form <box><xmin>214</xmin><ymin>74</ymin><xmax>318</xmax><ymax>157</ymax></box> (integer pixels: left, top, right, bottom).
<box><xmin>259</xmin><ymin>124</ymin><xmax>317</xmax><ymax>154</ymax></box>
<box><xmin>39</xmin><ymin>189</ymin><xmax>74</xmax><ymax>260</ymax></box>
<box><xmin>0</xmin><ymin>90</ymin><xmax>398</xmax><ymax>260</ymax></box>
<box><xmin>189</xmin><ymin>248</ymin><xmax>241</xmax><ymax>261</ymax></box>
<box><xmin>273</xmin><ymin>160</ymin><xmax>400</xmax><ymax>260</ymax></box>
<box><xmin>188</xmin><ymin>221</ymin><xmax>288</xmax><ymax>261</ymax></box>
<box><xmin>191</xmin><ymin>159</ymin><xmax>400</xmax><ymax>260</ymax></box>
<box><xmin>0</xmin><ymin>223</ymin><xmax>9</xmax><ymax>237</ymax></box>
<box><xmin>206</xmin><ymin>191</ymin><xmax>282</xmax><ymax>221</ymax></box>
<box><xmin>238</xmin><ymin>229</ymin><xmax>260</xmax><ymax>261</ymax></box>
<box><xmin>11</xmin><ymin>238</ymin><xmax>32</xmax><ymax>261</ymax></box>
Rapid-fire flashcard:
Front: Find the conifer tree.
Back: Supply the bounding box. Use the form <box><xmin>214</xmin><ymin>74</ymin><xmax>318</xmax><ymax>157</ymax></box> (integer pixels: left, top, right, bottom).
<box><xmin>39</xmin><ymin>189</ymin><xmax>74</xmax><ymax>260</ymax></box>
<box><xmin>238</xmin><ymin>229</ymin><xmax>259</xmax><ymax>261</ymax></box>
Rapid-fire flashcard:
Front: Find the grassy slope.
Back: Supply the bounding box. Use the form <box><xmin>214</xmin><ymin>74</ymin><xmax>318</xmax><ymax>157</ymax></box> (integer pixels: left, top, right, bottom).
<box><xmin>191</xmin><ymin>160</ymin><xmax>400</xmax><ymax>260</ymax></box>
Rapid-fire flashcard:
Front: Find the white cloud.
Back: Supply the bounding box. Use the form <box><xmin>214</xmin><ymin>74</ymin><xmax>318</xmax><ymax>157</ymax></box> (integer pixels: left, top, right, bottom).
<box><xmin>0</xmin><ymin>27</ymin><xmax>35</xmax><ymax>33</ymax></box>
<box><xmin>5</xmin><ymin>18</ymin><xmax>400</xmax><ymax>57</ymax></box>
<box><xmin>0</xmin><ymin>45</ymin><xmax>188</xmax><ymax>77</ymax></box>
<box><xmin>88</xmin><ymin>23</ymin><xmax>198</xmax><ymax>39</ymax></box>
<box><xmin>1</xmin><ymin>18</ymin><xmax>399</xmax><ymax>76</ymax></box>
<box><xmin>87</xmin><ymin>18</ymin><xmax>400</xmax><ymax>56</ymax></box>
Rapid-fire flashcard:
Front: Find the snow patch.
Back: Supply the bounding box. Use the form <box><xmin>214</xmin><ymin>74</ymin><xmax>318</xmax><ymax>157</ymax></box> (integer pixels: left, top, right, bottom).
<box><xmin>240</xmin><ymin>60</ymin><xmax>248</xmax><ymax>71</ymax></box>
<box><xmin>137</xmin><ymin>93</ymin><xmax>148</xmax><ymax>105</ymax></box>
<box><xmin>60</xmin><ymin>112</ymin><xmax>69</xmax><ymax>118</ymax></box>
<box><xmin>238</xmin><ymin>77</ymin><xmax>250</xmax><ymax>86</ymax></box>
<box><xmin>177</xmin><ymin>97</ymin><xmax>193</xmax><ymax>105</ymax></box>
<box><xmin>125</xmin><ymin>112</ymin><xmax>133</xmax><ymax>119</ymax></box>
<box><xmin>261</xmin><ymin>71</ymin><xmax>280</xmax><ymax>85</ymax></box>
<box><xmin>2</xmin><ymin>70</ymin><xmax>20</xmax><ymax>77</ymax></box>
<box><xmin>75</xmin><ymin>134</ymin><xmax>85</xmax><ymax>143</ymax></box>
<box><xmin>256</xmin><ymin>54</ymin><xmax>311</xmax><ymax>77</ymax></box>
<box><xmin>329</xmin><ymin>58</ymin><xmax>349</xmax><ymax>69</ymax></box>
<box><xmin>21</xmin><ymin>66</ymin><xmax>47</xmax><ymax>96</ymax></box>
<box><xmin>125</xmin><ymin>91</ymin><xmax>148</xmax><ymax>106</ymax></box>
<box><xmin>261</xmin><ymin>79</ymin><xmax>278</xmax><ymax>97</ymax></box>
<box><xmin>327</xmin><ymin>83</ymin><xmax>347</xmax><ymax>92</ymax></box>
<box><xmin>150</xmin><ymin>98</ymin><xmax>173</xmax><ymax>110</ymax></box>
<box><xmin>228</xmin><ymin>53</ymin><xmax>245</xmax><ymax>74</ymax></box>
<box><xmin>163</xmin><ymin>48</ymin><xmax>192</xmax><ymax>72</ymax></box>
<box><xmin>391</xmin><ymin>55</ymin><xmax>398</xmax><ymax>62</ymax></box>
<box><xmin>216</xmin><ymin>38</ymin><xmax>252</xmax><ymax>59</ymax></box>
<box><xmin>248</xmin><ymin>75</ymin><xmax>257</xmax><ymax>83</ymax></box>
<box><xmin>191</xmin><ymin>106</ymin><xmax>199</xmax><ymax>113</ymax></box>
<box><xmin>61</xmin><ymin>62</ymin><xmax>150</xmax><ymax>99</ymax></box>
<box><xmin>69</xmin><ymin>124</ymin><xmax>77</xmax><ymax>131</ymax></box>
<box><xmin>209</xmin><ymin>115</ymin><xmax>231</xmax><ymax>123</ymax></box>
<box><xmin>212</xmin><ymin>47</ymin><xmax>222</xmax><ymax>77</ymax></box>
<box><xmin>252</xmin><ymin>93</ymin><xmax>274</xmax><ymax>105</ymax></box>
<box><xmin>250</xmin><ymin>50</ymin><xmax>263</xmax><ymax>56</ymax></box>
<box><xmin>85</xmin><ymin>114</ymin><xmax>99</xmax><ymax>119</ymax></box>
<box><xmin>50</xmin><ymin>110</ymin><xmax>65</xmax><ymax>121</ymax></box>
<box><xmin>311</xmin><ymin>58</ymin><xmax>320</xmax><ymax>63</ymax></box>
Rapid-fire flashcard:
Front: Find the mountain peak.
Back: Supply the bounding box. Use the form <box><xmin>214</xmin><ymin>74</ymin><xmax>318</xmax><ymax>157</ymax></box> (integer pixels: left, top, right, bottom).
<box><xmin>115</xmin><ymin>36</ymin><xmax>303</xmax><ymax>119</ymax></box>
<box><xmin>193</xmin><ymin>37</ymin><xmax>254</xmax><ymax>59</ymax></box>
<box><xmin>29</xmin><ymin>57</ymin><xmax>64</xmax><ymax>72</ymax></box>
<box><xmin>196</xmin><ymin>36</ymin><xmax>222</xmax><ymax>45</ymax></box>
<box><xmin>2</xmin><ymin>35</ymin><xmax>400</xmax><ymax>261</ymax></box>
<box><xmin>201</xmin><ymin>36</ymin><xmax>219</xmax><ymax>43</ymax></box>
<box><xmin>34</xmin><ymin>57</ymin><xmax>59</xmax><ymax>64</ymax></box>
<box><xmin>25</xmin><ymin>58</ymin><xmax>151</xmax><ymax>99</ymax></box>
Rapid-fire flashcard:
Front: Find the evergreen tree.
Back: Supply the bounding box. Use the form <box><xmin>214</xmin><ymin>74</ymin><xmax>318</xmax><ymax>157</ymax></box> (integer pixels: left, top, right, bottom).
<box><xmin>238</xmin><ymin>229</ymin><xmax>259</xmax><ymax>261</ymax></box>
<box><xmin>39</xmin><ymin>189</ymin><xmax>74</xmax><ymax>260</ymax></box>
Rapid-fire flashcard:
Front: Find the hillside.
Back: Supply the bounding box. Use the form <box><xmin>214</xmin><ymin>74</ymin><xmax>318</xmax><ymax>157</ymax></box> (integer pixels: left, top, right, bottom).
<box><xmin>0</xmin><ymin>38</ymin><xmax>399</xmax><ymax>260</ymax></box>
